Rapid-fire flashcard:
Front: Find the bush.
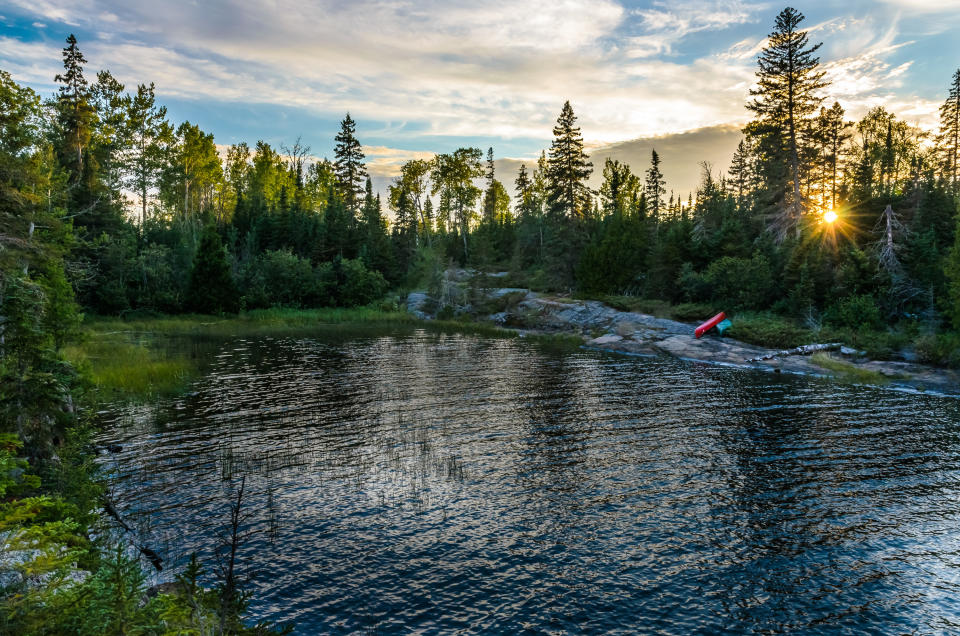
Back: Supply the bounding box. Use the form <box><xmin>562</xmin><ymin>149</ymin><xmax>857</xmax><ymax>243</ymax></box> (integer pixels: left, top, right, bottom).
<box><xmin>676</xmin><ymin>263</ymin><xmax>710</xmax><ymax>303</ymax></box>
<box><xmin>253</xmin><ymin>249</ymin><xmax>320</xmax><ymax>308</ymax></box>
<box><xmin>704</xmin><ymin>253</ymin><xmax>774</xmax><ymax>310</ymax></box>
<box><xmin>725</xmin><ymin>312</ymin><xmax>813</xmax><ymax>348</ymax></box>
<box><xmin>317</xmin><ymin>257</ymin><xmax>388</xmax><ymax>307</ymax></box>
<box><xmin>915</xmin><ymin>332</ymin><xmax>960</xmax><ymax>367</ymax></box>
<box><xmin>827</xmin><ymin>294</ymin><xmax>882</xmax><ymax>330</ymax></box>
<box><xmin>671</xmin><ymin>303</ymin><xmax>720</xmax><ymax>322</ymax></box>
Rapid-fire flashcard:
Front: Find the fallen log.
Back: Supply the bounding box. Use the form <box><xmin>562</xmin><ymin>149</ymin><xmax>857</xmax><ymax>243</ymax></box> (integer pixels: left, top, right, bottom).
<box><xmin>748</xmin><ymin>343</ymin><xmax>843</xmax><ymax>362</ymax></box>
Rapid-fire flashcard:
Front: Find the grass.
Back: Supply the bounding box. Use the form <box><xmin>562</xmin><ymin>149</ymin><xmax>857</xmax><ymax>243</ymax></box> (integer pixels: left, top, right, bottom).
<box><xmin>73</xmin><ymin>306</ymin><xmax>533</xmax><ymax>399</ymax></box>
<box><xmin>810</xmin><ymin>353</ymin><xmax>892</xmax><ymax>384</ymax></box>
<box><xmin>522</xmin><ymin>331</ymin><xmax>585</xmax><ymax>351</ymax></box>
<box><xmin>87</xmin><ymin>306</ymin><xmax>418</xmax><ymax>338</ymax></box>
<box><xmin>64</xmin><ymin>338</ymin><xmax>197</xmax><ymax>398</ymax></box>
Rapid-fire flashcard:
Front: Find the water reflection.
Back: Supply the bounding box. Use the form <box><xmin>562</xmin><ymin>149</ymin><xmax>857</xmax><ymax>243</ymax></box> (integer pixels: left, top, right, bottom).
<box><xmin>98</xmin><ymin>331</ymin><xmax>960</xmax><ymax>633</ymax></box>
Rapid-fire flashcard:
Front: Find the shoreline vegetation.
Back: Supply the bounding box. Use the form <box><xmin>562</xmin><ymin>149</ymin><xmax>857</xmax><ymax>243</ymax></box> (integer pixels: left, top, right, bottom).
<box><xmin>72</xmin><ymin>298</ymin><xmax>960</xmax><ymax>402</ymax></box>
<box><xmin>69</xmin><ymin>305</ymin><xmax>583</xmax><ymax>399</ymax></box>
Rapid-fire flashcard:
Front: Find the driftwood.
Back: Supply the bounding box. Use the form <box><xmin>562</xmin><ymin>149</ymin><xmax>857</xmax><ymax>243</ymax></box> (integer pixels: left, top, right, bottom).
<box><xmin>102</xmin><ymin>495</ymin><xmax>163</xmax><ymax>571</ymax></box>
<box><xmin>748</xmin><ymin>343</ymin><xmax>843</xmax><ymax>362</ymax></box>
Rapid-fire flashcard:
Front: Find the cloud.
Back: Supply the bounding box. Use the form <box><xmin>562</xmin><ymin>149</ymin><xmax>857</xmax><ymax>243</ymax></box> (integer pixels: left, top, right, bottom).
<box><xmin>363</xmin><ymin>146</ymin><xmax>436</xmax><ymax>178</ymax></box>
<box><xmin>627</xmin><ymin>0</ymin><xmax>764</xmax><ymax>58</ymax></box>
<box><xmin>876</xmin><ymin>0</ymin><xmax>960</xmax><ymax>11</ymax></box>
<box><xmin>0</xmin><ymin>0</ymin><xmax>946</xmax><ymax>164</ymax></box>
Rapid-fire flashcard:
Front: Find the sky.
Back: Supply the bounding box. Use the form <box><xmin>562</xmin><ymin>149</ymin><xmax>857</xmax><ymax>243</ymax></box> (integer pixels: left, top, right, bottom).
<box><xmin>1</xmin><ymin>0</ymin><xmax>958</xmax><ymax>196</ymax></box>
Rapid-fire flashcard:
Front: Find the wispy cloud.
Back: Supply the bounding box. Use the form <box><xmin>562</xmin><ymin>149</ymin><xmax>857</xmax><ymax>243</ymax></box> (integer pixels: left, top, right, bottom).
<box><xmin>363</xmin><ymin>146</ymin><xmax>436</xmax><ymax>178</ymax></box>
<box><xmin>627</xmin><ymin>0</ymin><xmax>764</xmax><ymax>58</ymax></box>
<box><xmin>0</xmin><ymin>0</ymin><xmax>949</xmax><ymax>159</ymax></box>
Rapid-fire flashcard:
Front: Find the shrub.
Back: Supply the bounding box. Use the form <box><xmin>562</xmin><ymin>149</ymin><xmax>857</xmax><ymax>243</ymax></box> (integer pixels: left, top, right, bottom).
<box><xmin>725</xmin><ymin>312</ymin><xmax>813</xmax><ymax>348</ymax></box>
<box><xmin>915</xmin><ymin>333</ymin><xmax>960</xmax><ymax>367</ymax></box>
<box><xmin>704</xmin><ymin>253</ymin><xmax>774</xmax><ymax>310</ymax></box>
<box><xmin>255</xmin><ymin>249</ymin><xmax>320</xmax><ymax>308</ymax></box>
<box><xmin>317</xmin><ymin>257</ymin><xmax>388</xmax><ymax>307</ymax></box>
<box><xmin>676</xmin><ymin>263</ymin><xmax>710</xmax><ymax>303</ymax></box>
<box><xmin>671</xmin><ymin>303</ymin><xmax>720</xmax><ymax>322</ymax></box>
<box><xmin>827</xmin><ymin>294</ymin><xmax>882</xmax><ymax>330</ymax></box>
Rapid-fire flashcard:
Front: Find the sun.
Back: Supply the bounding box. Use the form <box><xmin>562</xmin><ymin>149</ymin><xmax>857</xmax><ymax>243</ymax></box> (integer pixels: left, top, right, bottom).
<box><xmin>823</xmin><ymin>209</ymin><xmax>838</xmax><ymax>224</ymax></box>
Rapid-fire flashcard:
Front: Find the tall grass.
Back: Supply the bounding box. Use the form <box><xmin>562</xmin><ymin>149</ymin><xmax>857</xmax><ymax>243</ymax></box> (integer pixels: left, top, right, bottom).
<box><xmin>810</xmin><ymin>353</ymin><xmax>895</xmax><ymax>385</ymax></box>
<box><xmin>73</xmin><ymin>307</ymin><xmax>530</xmax><ymax>399</ymax></box>
<box><xmin>64</xmin><ymin>339</ymin><xmax>196</xmax><ymax>397</ymax></box>
<box><xmin>87</xmin><ymin>306</ymin><xmax>418</xmax><ymax>338</ymax></box>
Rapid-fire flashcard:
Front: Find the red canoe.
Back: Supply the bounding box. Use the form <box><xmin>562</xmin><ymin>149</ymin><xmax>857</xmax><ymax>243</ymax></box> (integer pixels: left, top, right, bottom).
<box><xmin>695</xmin><ymin>312</ymin><xmax>726</xmax><ymax>339</ymax></box>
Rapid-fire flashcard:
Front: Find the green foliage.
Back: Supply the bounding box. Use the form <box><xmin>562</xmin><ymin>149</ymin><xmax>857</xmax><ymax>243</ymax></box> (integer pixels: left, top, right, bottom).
<box><xmin>671</xmin><ymin>303</ymin><xmax>721</xmax><ymax>322</ymax></box>
<box><xmin>62</xmin><ymin>544</ymin><xmax>160</xmax><ymax>635</ymax></box>
<box><xmin>915</xmin><ymin>332</ymin><xmax>960</xmax><ymax>367</ymax></box>
<box><xmin>187</xmin><ymin>226</ymin><xmax>239</xmax><ymax>314</ymax></box>
<box><xmin>243</xmin><ymin>248</ymin><xmax>320</xmax><ymax>308</ymax></box>
<box><xmin>810</xmin><ymin>353</ymin><xmax>893</xmax><ymax>385</ymax></box>
<box><xmin>317</xmin><ymin>256</ymin><xmax>388</xmax><ymax>307</ymax></box>
<box><xmin>576</xmin><ymin>212</ymin><xmax>647</xmax><ymax>294</ymax></box>
<box><xmin>704</xmin><ymin>253</ymin><xmax>774</xmax><ymax>310</ymax></box>
<box><xmin>827</xmin><ymin>294</ymin><xmax>882</xmax><ymax>330</ymax></box>
<box><xmin>725</xmin><ymin>312</ymin><xmax>814</xmax><ymax>348</ymax></box>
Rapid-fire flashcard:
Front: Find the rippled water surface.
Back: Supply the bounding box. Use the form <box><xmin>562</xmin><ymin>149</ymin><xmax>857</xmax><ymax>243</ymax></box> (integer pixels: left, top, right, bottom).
<box><xmin>98</xmin><ymin>330</ymin><xmax>960</xmax><ymax>634</ymax></box>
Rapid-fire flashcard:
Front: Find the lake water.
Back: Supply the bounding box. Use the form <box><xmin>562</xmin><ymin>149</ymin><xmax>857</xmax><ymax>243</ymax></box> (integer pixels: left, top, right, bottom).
<box><xmin>97</xmin><ymin>330</ymin><xmax>960</xmax><ymax>634</ymax></box>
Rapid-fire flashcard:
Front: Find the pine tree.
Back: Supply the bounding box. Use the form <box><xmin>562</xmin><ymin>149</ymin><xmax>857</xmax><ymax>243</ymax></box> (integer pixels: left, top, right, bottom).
<box><xmin>545</xmin><ymin>101</ymin><xmax>593</xmax><ymax>219</ymax></box>
<box><xmin>482</xmin><ymin>147</ymin><xmax>497</xmax><ymax>223</ymax></box>
<box><xmin>645</xmin><ymin>149</ymin><xmax>666</xmax><ymax>221</ymax></box>
<box><xmin>514</xmin><ymin>164</ymin><xmax>532</xmax><ymax>217</ymax></box>
<box><xmin>125</xmin><ymin>83</ymin><xmax>170</xmax><ymax>226</ymax></box>
<box><xmin>187</xmin><ymin>226</ymin><xmax>238</xmax><ymax>314</ymax></box>
<box><xmin>53</xmin><ymin>34</ymin><xmax>93</xmax><ymax>180</ymax></box>
<box><xmin>600</xmin><ymin>158</ymin><xmax>640</xmax><ymax>217</ymax></box>
<box><xmin>746</xmin><ymin>7</ymin><xmax>827</xmax><ymax>239</ymax></box>
<box><xmin>333</xmin><ymin>113</ymin><xmax>367</xmax><ymax>218</ymax></box>
<box><xmin>727</xmin><ymin>139</ymin><xmax>751</xmax><ymax>210</ymax></box>
<box><xmin>360</xmin><ymin>178</ymin><xmax>393</xmax><ymax>278</ymax></box>
<box><xmin>938</xmin><ymin>68</ymin><xmax>960</xmax><ymax>192</ymax></box>
<box><xmin>817</xmin><ymin>101</ymin><xmax>851</xmax><ymax>210</ymax></box>
<box><xmin>90</xmin><ymin>70</ymin><xmax>129</xmax><ymax>199</ymax></box>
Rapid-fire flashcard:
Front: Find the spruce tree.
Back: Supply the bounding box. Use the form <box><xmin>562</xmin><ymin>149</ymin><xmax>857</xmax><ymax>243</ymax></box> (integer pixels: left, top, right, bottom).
<box><xmin>187</xmin><ymin>226</ymin><xmax>238</xmax><ymax>314</ymax></box>
<box><xmin>54</xmin><ymin>34</ymin><xmax>93</xmax><ymax>180</ymax></box>
<box><xmin>938</xmin><ymin>68</ymin><xmax>960</xmax><ymax>192</ymax></box>
<box><xmin>514</xmin><ymin>164</ymin><xmax>532</xmax><ymax>217</ymax></box>
<box><xmin>482</xmin><ymin>147</ymin><xmax>497</xmax><ymax>223</ymax></box>
<box><xmin>333</xmin><ymin>113</ymin><xmax>367</xmax><ymax>218</ymax></box>
<box><xmin>818</xmin><ymin>101</ymin><xmax>851</xmax><ymax>210</ymax></box>
<box><xmin>746</xmin><ymin>7</ymin><xmax>827</xmax><ymax>239</ymax></box>
<box><xmin>546</xmin><ymin>101</ymin><xmax>593</xmax><ymax>219</ymax></box>
<box><xmin>125</xmin><ymin>82</ymin><xmax>170</xmax><ymax>226</ymax></box>
<box><xmin>645</xmin><ymin>149</ymin><xmax>666</xmax><ymax>221</ymax></box>
<box><xmin>727</xmin><ymin>140</ymin><xmax>751</xmax><ymax>210</ymax></box>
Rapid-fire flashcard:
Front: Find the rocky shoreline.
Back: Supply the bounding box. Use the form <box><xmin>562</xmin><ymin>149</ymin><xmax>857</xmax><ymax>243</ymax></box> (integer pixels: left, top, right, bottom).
<box><xmin>407</xmin><ymin>273</ymin><xmax>960</xmax><ymax>396</ymax></box>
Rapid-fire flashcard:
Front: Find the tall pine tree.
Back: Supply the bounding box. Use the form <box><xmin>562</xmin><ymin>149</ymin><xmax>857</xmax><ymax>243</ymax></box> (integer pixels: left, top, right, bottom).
<box><xmin>645</xmin><ymin>149</ymin><xmax>666</xmax><ymax>221</ymax></box>
<box><xmin>333</xmin><ymin>113</ymin><xmax>367</xmax><ymax>218</ymax></box>
<box><xmin>545</xmin><ymin>101</ymin><xmax>593</xmax><ymax>220</ymax></box>
<box><xmin>746</xmin><ymin>7</ymin><xmax>827</xmax><ymax>239</ymax></box>
<box><xmin>938</xmin><ymin>68</ymin><xmax>960</xmax><ymax>192</ymax></box>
